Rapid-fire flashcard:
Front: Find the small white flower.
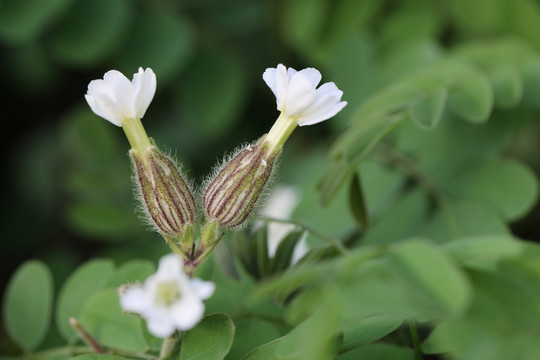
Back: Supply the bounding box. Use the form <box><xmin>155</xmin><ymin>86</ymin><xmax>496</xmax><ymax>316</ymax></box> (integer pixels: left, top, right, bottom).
<box><xmin>263</xmin><ymin>64</ymin><xmax>347</xmax><ymax>126</ymax></box>
<box><xmin>119</xmin><ymin>254</ymin><xmax>215</xmax><ymax>338</ymax></box>
<box><xmin>85</xmin><ymin>67</ymin><xmax>156</xmax><ymax>127</ymax></box>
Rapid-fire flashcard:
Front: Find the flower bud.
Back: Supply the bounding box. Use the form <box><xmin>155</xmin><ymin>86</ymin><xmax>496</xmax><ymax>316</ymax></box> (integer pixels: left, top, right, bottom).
<box><xmin>131</xmin><ymin>147</ymin><xmax>197</xmax><ymax>236</ymax></box>
<box><xmin>203</xmin><ymin>139</ymin><xmax>278</xmax><ymax>229</ymax></box>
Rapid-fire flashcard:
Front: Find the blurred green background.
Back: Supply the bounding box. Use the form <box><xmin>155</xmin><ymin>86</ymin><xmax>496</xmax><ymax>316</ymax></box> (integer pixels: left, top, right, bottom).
<box><xmin>2</xmin><ymin>0</ymin><xmax>540</xmax><ymax>328</ymax></box>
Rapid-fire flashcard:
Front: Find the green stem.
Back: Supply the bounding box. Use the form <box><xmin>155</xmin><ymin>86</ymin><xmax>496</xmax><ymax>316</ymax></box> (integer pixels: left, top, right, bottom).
<box><xmin>260</xmin><ymin>216</ymin><xmax>349</xmax><ymax>255</ymax></box>
<box><xmin>408</xmin><ymin>319</ymin><xmax>423</xmax><ymax>360</ymax></box>
<box><xmin>159</xmin><ymin>332</ymin><xmax>179</xmax><ymax>360</ymax></box>
<box><xmin>122</xmin><ymin>117</ymin><xmax>153</xmax><ymax>155</ymax></box>
<box><xmin>69</xmin><ymin>318</ymin><xmax>105</xmax><ymax>354</ymax></box>
<box><xmin>264</xmin><ymin>113</ymin><xmax>298</xmax><ymax>155</ymax></box>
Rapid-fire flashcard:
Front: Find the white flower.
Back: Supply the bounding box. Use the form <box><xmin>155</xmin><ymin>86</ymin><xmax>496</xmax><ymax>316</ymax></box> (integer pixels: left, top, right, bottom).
<box><xmin>119</xmin><ymin>254</ymin><xmax>215</xmax><ymax>338</ymax></box>
<box><xmin>259</xmin><ymin>185</ymin><xmax>309</xmax><ymax>265</ymax></box>
<box><xmin>85</xmin><ymin>67</ymin><xmax>156</xmax><ymax>127</ymax></box>
<box><xmin>263</xmin><ymin>64</ymin><xmax>347</xmax><ymax>126</ymax></box>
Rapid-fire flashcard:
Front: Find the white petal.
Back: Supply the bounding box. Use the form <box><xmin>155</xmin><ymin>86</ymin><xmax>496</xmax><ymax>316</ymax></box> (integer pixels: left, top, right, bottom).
<box><xmin>297</xmin><ymin>67</ymin><xmax>321</xmax><ymax>87</ymax></box>
<box><xmin>285</xmin><ymin>73</ymin><xmax>317</xmax><ymax>117</ymax></box>
<box><xmin>120</xmin><ymin>286</ymin><xmax>150</xmax><ymax>313</ymax></box>
<box><xmin>85</xmin><ymin>93</ymin><xmax>123</xmax><ymax>126</ymax></box>
<box><xmin>146</xmin><ymin>315</ymin><xmax>176</xmax><ymax>338</ymax></box>
<box><xmin>316</xmin><ymin>82</ymin><xmax>343</xmax><ymax>99</ymax></box>
<box><xmin>133</xmin><ymin>67</ymin><xmax>156</xmax><ymax>119</ymax></box>
<box><xmin>276</xmin><ymin>64</ymin><xmax>290</xmax><ymax>111</ymax></box>
<box><xmin>156</xmin><ymin>254</ymin><xmax>183</xmax><ymax>278</ymax></box>
<box><xmin>263</xmin><ymin>67</ymin><xmax>278</xmax><ymax>100</ymax></box>
<box><xmin>171</xmin><ymin>297</ymin><xmax>205</xmax><ymax>330</ymax></box>
<box><xmin>189</xmin><ymin>279</ymin><xmax>215</xmax><ymax>300</ymax></box>
<box><xmin>298</xmin><ymin>100</ymin><xmax>347</xmax><ymax>126</ymax></box>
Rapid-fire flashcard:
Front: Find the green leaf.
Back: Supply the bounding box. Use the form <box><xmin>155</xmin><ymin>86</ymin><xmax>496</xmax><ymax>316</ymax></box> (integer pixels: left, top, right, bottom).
<box><xmin>447</xmin><ymin>69</ymin><xmax>493</xmax><ymax>123</ymax></box>
<box><xmin>269</xmin><ymin>229</ymin><xmax>304</xmax><ymax>274</ymax></box>
<box><xmin>490</xmin><ymin>65</ymin><xmax>523</xmax><ymax>108</ymax></box>
<box><xmin>318</xmin><ymin>158</ymin><xmax>355</xmax><ymax>208</ymax></box>
<box><xmin>421</xmin><ymin>200</ymin><xmax>509</xmax><ymax>243</ymax></box>
<box><xmin>408</xmin><ymin>87</ymin><xmax>447</xmax><ymax>130</ymax></box>
<box><xmin>442</xmin><ymin>235</ymin><xmax>523</xmax><ymax>267</ymax></box>
<box><xmin>337</xmin><ymin>344</ymin><xmax>413</xmax><ymax>360</ymax></box>
<box><xmin>361</xmin><ymin>189</ymin><xmax>429</xmax><ymax>246</ymax></box>
<box><xmin>390</xmin><ymin>240</ymin><xmax>471</xmax><ymax>316</ymax></box>
<box><xmin>254</xmin><ymin>227</ymin><xmax>270</xmax><ymax>279</ymax></box>
<box><xmin>225</xmin><ymin>319</ymin><xmax>280</xmax><ymax>360</ymax></box>
<box><xmin>56</xmin><ymin>259</ymin><xmax>115</xmax><ymax>341</ymax></box>
<box><xmin>80</xmin><ymin>289</ymin><xmax>147</xmax><ymax>352</ymax></box>
<box><xmin>107</xmin><ymin>260</ymin><xmax>156</xmax><ymax>287</ymax></box>
<box><xmin>443</xmin><ymin>158</ymin><xmax>538</xmax><ymax>221</ymax></box>
<box><xmin>340</xmin><ymin>314</ymin><xmax>404</xmax><ymax>353</ymax></box>
<box><xmin>115</xmin><ymin>4</ymin><xmax>194</xmax><ymax>81</ymax></box>
<box><xmin>180</xmin><ymin>313</ymin><xmax>235</xmax><ymax>360</ymax></box>
<box><xmin>348</xmin><ymin>172</ymin><xmax>369</xmax><ymax>229</ymax></box>
<box><xmin>0</xmin><ymin>0</ymin><xmax>73</xmax><ymax>44</ymax></box>
<box><xmin>68</xmin><ymin>355</ymin><xmax>130</xmax><ymax>360</ymax></box>
<box><xmin>3</xmin><ymin>260</ymin><xmax>53</xmax><ymax>351</ymax></box>
<box><xmin>47</xmin><ymin>0</ymin><xmax>132</xmax><ymax>67</ymax></box>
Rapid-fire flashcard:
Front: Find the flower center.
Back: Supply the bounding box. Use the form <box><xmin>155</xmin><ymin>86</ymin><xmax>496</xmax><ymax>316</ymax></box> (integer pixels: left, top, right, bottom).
<box><xmin>154</xmin><ymin>280</ymin><xmax>182</xmax><ymax>307</ymax></box>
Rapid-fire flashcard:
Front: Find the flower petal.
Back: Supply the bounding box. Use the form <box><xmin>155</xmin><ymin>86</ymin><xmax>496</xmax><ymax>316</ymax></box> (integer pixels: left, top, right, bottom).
<box><xmin>189</xmin><ymin>279</ymin><xmax>215</xmax><ymax>300</ymax></box>
<box><xmin>263</xmin><ymin>67</ymin><xmax>278</xmax><ymax>99</ymax></box>
<box><xmin>285</xmin><ymin>73</ymin><xmax>317</xmax><ymax>117</ymax></box>
<box><xmin>276</xmin><ymin>64</ymin><xmax>290</xmax><ymax>111</ymax></box>
<box><xmin>298</xmin><ymin>99</ymin><xmax>347</xmax><ymax>126</ymax></box>
<box><xmin>146</xmin><ymin>315</ymin><xmax>176</xmax><ymax>338</ymax></box>
<box><xmin>133</xmin><ymin>67</ymin><xmax>156</xmax><ymax>119</ymax></box>
<box><xmin>156</xmin><ymin>254</ymin><xmax>183</xmax><ymax>278</ymax></box>
<box><xmin>119</xmin><ymin>286</ymin><xmax>150</xmax><ymax>313</ymax></box>
<box><xmin>297</xmin><ymin>67</ymin><xmax>321</xmax><ymax>87</ymax></box>
<box><xmin>171</xmin><ymin>297</ymin><xmax>205</xmax><ymax>330</ymax></box>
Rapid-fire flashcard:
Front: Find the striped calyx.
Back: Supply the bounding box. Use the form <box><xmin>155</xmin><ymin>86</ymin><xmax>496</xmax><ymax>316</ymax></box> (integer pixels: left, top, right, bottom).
<box><xmin>203</xmin><ymin>140</ymin><xmax>278</xmax><ymax>229</ymax></box>
<box><xmin>131</xmin><ymin>148</ymin><xmax>197</xmax><ymax>236</ymax></box>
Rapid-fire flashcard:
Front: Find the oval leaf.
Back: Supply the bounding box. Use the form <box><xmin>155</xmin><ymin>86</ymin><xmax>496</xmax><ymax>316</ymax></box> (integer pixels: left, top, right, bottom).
<box><xmin>56</xmin><ymin>259</ymin><xmax>115</xmax><ymax>341</ymax></box>
<box><xmin>180</xmin><ymin>313</ymin><xmax>235</xmax><ymax>360</ymax></box>
<box><xmin>3</xmin><ymin>260</ymin><xmax>53</xmax><ymax>351</ymax></box>
<box><xmin>391</xmin><ymin>240</ymin><xmax>471</xmax><ymax>316</ymax></box>
<box><xmin>79</xmin><ymin>289</ymin><xmax>147</xmax><ymax>352</ymax></box>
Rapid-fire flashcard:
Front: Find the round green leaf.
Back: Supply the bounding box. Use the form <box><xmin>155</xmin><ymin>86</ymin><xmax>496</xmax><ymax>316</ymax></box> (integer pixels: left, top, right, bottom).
<box><xmin>56</xmin><ymin>259</ymin><xmax>115</xmax><ymax>341</ymax></box>
<box><xmin>226</xmin><ymin>319</ymin><xmax>280</xmax><ymax>360</ymax></box>
<box><xmin>448</xmin><ymin>70</ymin><xmax>493</xmax><ymax>123</ymax></box>
<box><xmin>79</xmin><ymin>289</ymin><xmax>147</xmax><ymax>352</ymax></box>
<box><xmin>115</xmin><ymin>5</ymin><xmax>194</xmax><ymax>81</ymax></box>
<box><xmin>0</xmin><ymin>0</ymin><xmax>73</xmax><ymax>44</ymax></box>
<box><xmin>107</xmin><ymin>260</ymin><xmax>155</xmax><ymax>287</ymax></box>
<box><xmin>444</xmin><ymin>158</ymin><xmax>538</xmax><ymax>221</ymax></box>
<box><xmin>180</xmin><ymin>313</ymin><xmax>235</xmax><ymax>360</ymax></box>
<box><xmin>47</xmin><ymin>0</ymin><xmax>132</xmax><ymax>67</ymax></box>
<box><xmin>391</xmin><ymin>240</ymin><xmax>471</xmax><ymax>316</ymax></box>
<box><xmin>3</xmin><ymin>260</ymin><xmax>53</xmax><ymax>351</ymax></box>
